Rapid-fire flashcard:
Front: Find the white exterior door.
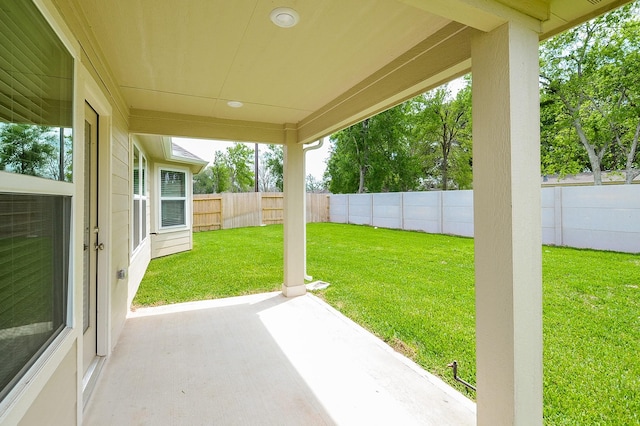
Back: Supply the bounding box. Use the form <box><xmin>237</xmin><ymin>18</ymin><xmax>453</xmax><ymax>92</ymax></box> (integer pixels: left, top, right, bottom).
<box><xmin>83</xmin><ymin>102</ymin><xmax>99</xmax><ymax>375</ymax></box>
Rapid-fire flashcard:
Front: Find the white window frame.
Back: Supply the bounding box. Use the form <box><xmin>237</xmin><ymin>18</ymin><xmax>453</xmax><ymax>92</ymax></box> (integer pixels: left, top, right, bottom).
<box><xmin>0</xmin><ymin>0</ymin><xmax>77</xmax><ymax>408</ymax></box>
<box><xmin>157</xmin><ymin>166</ymin><xmax>190</xmax><ymax>231</ymax></box>
<box><xmin>132</xmin><ymin>144</ymin><xmax>148</xmax><ymax>254</ymax></box>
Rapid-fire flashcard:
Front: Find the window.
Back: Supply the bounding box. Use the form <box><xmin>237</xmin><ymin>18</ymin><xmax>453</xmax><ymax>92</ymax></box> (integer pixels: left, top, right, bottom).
<box><xmin>132</xmin><ymin>145</ymin><xmax>148</xmax><ymax>251</ymax></box>
<box><xmin>0</xmin><ymin>1</ymin><xmax>74</xmax><ymax>182</ymax></box>
<box><xmin>160</xmin><ymin>169</ymin><xmax>187</xmax><ymax>228</ymax></box>
<box><xmin>0</xmin><ymin>194</ymin><xmax>71</xmax><ymax>401</ymax></box>
<box><xmin>0</xmin><ymin>0</ymin><xmax>74</xmax><ymax>401</ymax></box>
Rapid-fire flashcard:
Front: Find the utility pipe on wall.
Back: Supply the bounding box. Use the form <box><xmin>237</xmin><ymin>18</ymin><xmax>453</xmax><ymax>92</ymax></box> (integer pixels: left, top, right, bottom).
<box><xmin>302</xmin><ymin>137</ymin><xmax>325</xmax><ymax>281</ymax></box>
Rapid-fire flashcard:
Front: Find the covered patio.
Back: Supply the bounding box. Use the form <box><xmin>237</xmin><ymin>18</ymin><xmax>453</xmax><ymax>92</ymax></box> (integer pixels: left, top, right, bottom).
<box><xmin>84</xmin><ymin>292</ymin><xmax>475</xmax><ymax>425</ymax></box>
<box><xmin>1</xmin><ymin>0</ymin><xmax>632</xmax><ymax>424</ymax></box>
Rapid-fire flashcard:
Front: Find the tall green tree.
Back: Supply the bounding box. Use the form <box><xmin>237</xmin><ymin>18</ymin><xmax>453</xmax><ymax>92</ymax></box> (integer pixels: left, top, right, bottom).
<box><xmin>192</xmin><ymin>167</ymin><xmax>214</xmax><ymax>194</ymax></box>
<box><xmin>263</xmin><ymin>145</ymin><xmax>283</xmax><ymax>191</ymax></box>
<box><xmin>326</xmin><ymin>103</ymin><xmax>420</xmax><ymax>193</ymax></box>
<box><xmin>193</xmin><ymin>150</ymin><xmax>232</xmax><ymax>193</ymax></box>
<box><xmin>211</xmin><ymin>150</ymin><xmax>231</xmax><ymax>193</ymax></box>
<box><xmin>411</xmin><ymin>81</ymin><xmax>472</xmax><ymax>190</ymax></box>
<box><xmin>540</xmin><ymin>2</ymin><xmax>640</xmax><ymax>184</ymax></box>
<box><xmin>0</xmin><ymin>124</ymin><xmax>57</xmax><ymax>177</ymax></box>
<box><xmin>226</xmin><ymin>143</ymin><xmax>254</xmax><ymax>192</ymax></box>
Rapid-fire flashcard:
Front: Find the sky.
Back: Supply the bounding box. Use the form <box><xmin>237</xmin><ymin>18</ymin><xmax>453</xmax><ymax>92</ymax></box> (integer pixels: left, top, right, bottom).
<box><xmin>173</xmin><ymin>137</ymin><xmax>331</xmax><ymax>180</ymax></box>
<box><xmin>172</xmin><ymin>76</ymin><xmax>467</xmax><ymax>181</ymax></box>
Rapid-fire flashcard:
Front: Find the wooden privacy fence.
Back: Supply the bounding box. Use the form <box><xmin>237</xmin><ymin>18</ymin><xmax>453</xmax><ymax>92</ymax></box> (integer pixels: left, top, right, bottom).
<box><xmin>193</xmin><ymin>192</ymin><xmax>330</xmax><ymax>232</ymax></box>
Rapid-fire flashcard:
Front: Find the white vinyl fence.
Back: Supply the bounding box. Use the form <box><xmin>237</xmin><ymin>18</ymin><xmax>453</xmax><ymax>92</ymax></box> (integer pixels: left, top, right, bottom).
<box><xmin>330</xmin><ymin>185</ymin><xmax>640</xmax><ymax>254</ymax></box>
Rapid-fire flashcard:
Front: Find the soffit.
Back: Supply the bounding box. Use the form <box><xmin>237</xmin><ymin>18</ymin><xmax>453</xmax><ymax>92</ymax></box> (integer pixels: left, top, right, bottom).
<box><xmin>543</xmin><ymin>0</ymin><xmax>633</xmax><ymax>39</ymax></box>
<box><xmin>62</xmin><ymin>0</ymin><xmax>631</xmax><ymax>144</ymax></box>
<box><xmin>72</xmin><ymin>0</ymin><xmax>449</xmax><ymax>125</ymax></box>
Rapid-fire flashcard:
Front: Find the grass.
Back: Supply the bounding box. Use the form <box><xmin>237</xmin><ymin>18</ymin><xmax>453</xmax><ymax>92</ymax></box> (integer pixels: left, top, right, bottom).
<box><xmin>133</xmin><ymin>226</ymin><xmax>283</xmax><ymax>306</ymax></box>
<box><xmin>133</xmin><ymin>223</ymin><xmax>640</xmax><ymax>425</ymax></box>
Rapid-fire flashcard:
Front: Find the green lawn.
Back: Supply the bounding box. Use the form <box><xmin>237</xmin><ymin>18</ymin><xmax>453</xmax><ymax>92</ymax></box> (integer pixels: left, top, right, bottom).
<box><xmin>133</xmin><ymin>223</ymin><xmax>640</xmax><ymax>425</ymax></box>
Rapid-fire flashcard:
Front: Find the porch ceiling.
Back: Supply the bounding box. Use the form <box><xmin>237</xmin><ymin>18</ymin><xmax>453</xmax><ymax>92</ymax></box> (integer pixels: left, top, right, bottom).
<box><xmin>58</xmin><ymin>0</ymin><xmax>630</xmax><ymax>144</ymax></box>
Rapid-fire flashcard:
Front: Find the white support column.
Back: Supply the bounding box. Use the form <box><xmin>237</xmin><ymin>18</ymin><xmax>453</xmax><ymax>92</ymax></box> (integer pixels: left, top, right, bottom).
<box><xmin>472</xmin><ymin>22</ymin><xmax>542</xmax><ymax>425</ymax></box>
<box><xmin>282</xmin><ymin>125</ymin><xmax>307</xmax><ymax>297</ymax></box>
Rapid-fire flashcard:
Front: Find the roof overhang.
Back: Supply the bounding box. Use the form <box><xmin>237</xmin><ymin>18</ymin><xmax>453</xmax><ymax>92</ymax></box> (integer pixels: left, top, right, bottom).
<box><xmin>134</xmin><ymin>134</ymin><xmax>208</xmax><ymax>174</ymax></box>
<box><xmin>54</xmin><ymin>0</ymin><xmax>633</xmax><ymax>145</ymax></box>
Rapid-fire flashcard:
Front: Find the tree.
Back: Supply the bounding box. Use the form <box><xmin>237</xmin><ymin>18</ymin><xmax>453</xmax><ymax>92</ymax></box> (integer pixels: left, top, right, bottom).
<box><xmin>257</xmin><ymin>150</ymin><xmax>276</xmax><ymax>192</ymax></box>
<box><xmin>0</xmin><ymin>124</ymin><xmax>57</xmax><ymax>177</ymax></box>
<box><xmin>326</xmin><ymin>102</ymin><xmax>421</xmax><ymax>193</ymax></box>
<box><xmin>263</xmin><ymin>145</ymin><xmax>283</xmax><ymax>191</ymax></box>
<box><xmin>225</xmin><ymin>143</ymin><xmax>254</xmax><ymax>192</ymax></box>
<box><xmin>411</xmin><ymin>81</ymin><xmax>472</xmax><ymax>190</ymax></box>
<box><xmin>193</xmin><ymin>167</ymin><xmax>214</xmax><ymax>194</ymax></box>
<box><xmin>540</xmin><ymin>3</ymin><xmax>640</xmax><ymax>184</ymax></box>
<box><xmin>210</xmin><ymin>150</ymin><xmax>231</xmax><ymax>193</ymax></box>
<box><xmin>305</xmin><ymin>174</ymin><xmax>325</xmax><ymax>192</ymax></box>
<box><xmin>192</xmin><ymin>150</ymin><xmax>233</xmax><ymax>194</ymax></box>
<box><xmin>42</xmin><ymin>130</ymin><xmax>73</xmax><ymax>182</ymax></box>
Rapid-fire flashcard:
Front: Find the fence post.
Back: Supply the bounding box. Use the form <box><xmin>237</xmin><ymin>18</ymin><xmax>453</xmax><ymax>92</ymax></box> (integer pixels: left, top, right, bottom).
<box><xmin>438</xmin><ymin>191</ymin><xmax>444</xmax><ymax>234</ymax></box>
<box><xmin>401</xmin><ymin>192</ymin><xmax>405</xmax><ymax>231</ymax></box>
<box><xmin>554</xmin><ymin>187</ymin><xmax>563</xmax><ymax>246</ymax></box>
<box><xmin>370</xmin><ymin>193</ymin><xmax>374</xmax><ymax>226</ymax></box>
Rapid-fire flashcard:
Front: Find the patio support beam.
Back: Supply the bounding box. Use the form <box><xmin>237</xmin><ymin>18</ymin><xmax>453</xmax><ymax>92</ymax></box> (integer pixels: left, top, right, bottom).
<box><xmin>282</xmin><ymin>125</ymin><xmax>306</xmax><ymax>297</ymax></box>
<box><xmin>471</xmin><ymin>22</ymin><xmax>542</xmax><ymax>425</ymax></box>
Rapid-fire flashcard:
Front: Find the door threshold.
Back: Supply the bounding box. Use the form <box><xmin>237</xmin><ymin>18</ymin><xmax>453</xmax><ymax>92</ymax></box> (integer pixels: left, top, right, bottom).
<box><xmin>82</xmin><ymin>356</ymin><xmax>105</xmax><ymax>409</ymax></box>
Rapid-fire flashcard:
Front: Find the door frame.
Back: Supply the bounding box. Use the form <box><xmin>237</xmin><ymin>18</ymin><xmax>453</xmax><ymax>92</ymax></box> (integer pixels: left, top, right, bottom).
<box><xmin>80</xmin><ymin>65</ymin><xmax>112</xmax><ymax>363</ymax></box>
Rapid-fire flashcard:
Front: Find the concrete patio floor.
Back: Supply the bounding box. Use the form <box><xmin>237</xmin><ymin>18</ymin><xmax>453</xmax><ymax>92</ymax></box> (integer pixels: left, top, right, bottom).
<box><xmin>84</xmin><ymin>291</ymin><xmax>476</xmax><ymax>425</ymax></box>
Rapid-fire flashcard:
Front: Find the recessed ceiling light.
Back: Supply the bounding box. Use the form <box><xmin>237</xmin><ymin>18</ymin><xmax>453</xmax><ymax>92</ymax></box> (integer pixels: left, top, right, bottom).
<box><xmin>227</xmin><ymin>101</ymin><xmax>244</xmax><ymax>108</ymax></box>
<box><xmin>270</xmin><ymin>7</ymin><xmax>299</xmax><ymax>28</ymax></box>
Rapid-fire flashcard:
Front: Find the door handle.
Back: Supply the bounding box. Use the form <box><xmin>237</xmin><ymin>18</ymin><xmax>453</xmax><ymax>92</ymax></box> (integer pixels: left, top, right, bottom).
<box><xmin>95</xmin><ymin>242</ymin><xmax>105</xmax><ymax>251</ymax></box>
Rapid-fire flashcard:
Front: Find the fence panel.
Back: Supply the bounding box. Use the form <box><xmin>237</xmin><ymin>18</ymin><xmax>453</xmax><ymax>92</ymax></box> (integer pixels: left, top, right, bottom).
<box><xmin>193</xmin><ymin>195</ymin><xmax>222</xmax><ymax>232</ymax></box>
<box><xmin>372</xmin><ymin>193</ymin><xmax>402</xmax><ymax>229</ymax></box>
<box><xmin>307</xmin><ymin>194</ymin><xmax>330</xmax><ymax>223</ymax></box>
<box><xmin>329</xmin><ymin>186</ymin><xmax>640</xmax><ymax>253</ymax></box>
<box><xmin>262</xmin><ymin>193</ymin><xmax>284</xmax><ymax>225</ymax></box>
<box><xmin>560</xmin><ymin>185</ymin><xmax>640</xmax><ymax>253</ymax></box>
<box><xmin>349</xmin><ymin>194</ymin><xmax>373</xmax><ymax>225</ymax></box>
<box><xmin>193</xmin><ymin>192</ymin><xmax>330</xmax><ymax>231</ymax></box>
<box><xmin>403</xmin><ymin>192</ymin><xmax>441</xmax><ymax>233</ymax></box>
<box><xmin>541</xmin><ymin>187</ymin><xmax>560</xmax><ymax>246</ymax></box>
<box><xmin>442</xmin><ymin>191</ymin><xmax>473</xmax><ymax>237</ymax></box>
<box><xmin>330</xmin><ymin>194</ymin><xmax>348</xmax><ymax>223</ymax></box>
<box><xmin>222</xmin><ymin>193</ymin><xmax>262</xmax><ymax>229</ymax></box>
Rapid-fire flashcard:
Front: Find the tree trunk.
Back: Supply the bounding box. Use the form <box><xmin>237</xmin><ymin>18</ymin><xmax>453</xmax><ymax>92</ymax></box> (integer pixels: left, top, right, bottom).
<box><xmin>573</xmin><ymin>118</ymin><xmax>603</xmax><ymax>185</ymax></box>
<box><xmin>441</xmin><ymin>152</ymin><xmax>449</xmax><ymax>190</ymax></box>
<box><xmin>624</xmin><ymin>122</ymin><xmax>640</xmax><ymax>184</ymax></box>
<box><xmin>358</xmin><ymin>166</ymin><xmax>365</xmax><ymax>193</ymax></box>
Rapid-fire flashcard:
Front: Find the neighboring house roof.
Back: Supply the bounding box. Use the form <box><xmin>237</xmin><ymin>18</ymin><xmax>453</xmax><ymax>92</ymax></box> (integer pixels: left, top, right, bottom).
<box><xmin>172</xmin><ymin>142</ymin><xmax>204</xmax><ymax>162</ymax></box>
<box><xmin>542</xmin><ymin>172</ymin><xmax>640</xmax><ymax>186</ymax></box>
<box><xmin>165</xmin><ymin>138</ymin><xmax>208</xmax><ymax>173</ymax></box>
<box><xmin>134</xmin><ymin>134</ymin><xmax>208</xmax><ymax>173</ymax></box>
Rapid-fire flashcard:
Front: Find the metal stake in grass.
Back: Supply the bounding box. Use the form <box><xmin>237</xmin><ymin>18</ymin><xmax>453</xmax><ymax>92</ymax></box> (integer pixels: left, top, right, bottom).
<box><xmin>447</xmin><ymin>360</ymin><xmax>476</xmax><ymax>392</ymax></box>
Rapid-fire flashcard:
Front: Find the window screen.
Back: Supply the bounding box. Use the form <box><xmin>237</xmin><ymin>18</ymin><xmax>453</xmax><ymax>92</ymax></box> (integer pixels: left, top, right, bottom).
<box><xmin>0</xmin><ymin>193</ymin><xmax>70</xmax><ymax>401</ymax></box>
<box><xmin>160</xmin><ymin>169</ymin><xmax>186</xmax><ymax>228</ymax></box>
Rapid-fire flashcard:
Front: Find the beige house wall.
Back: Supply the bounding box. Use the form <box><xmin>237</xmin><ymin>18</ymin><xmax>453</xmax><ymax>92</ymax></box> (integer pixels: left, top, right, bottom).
<box><xmin>151</xmin><ymin>231</ymin><xmax>193</xmax><ymax>259</ymax></box>
<box><xmin>109</xmin><ymin>111</ymin><xmax>133</xmax><ymax>354</ymax></box>
<box><xmin>129</xmin><ymin>238</ymin><xmax>152</xmax><ymax>307</ymax></box>
<box><xmin>0</xmin><ymin>0</ymin><xmax>135</xmax><ymax>423</ymax></box>
<box><xmin>17</xmin><ymin>343</ymin><xmax>78</xmax><ymax>426</ymax></box>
